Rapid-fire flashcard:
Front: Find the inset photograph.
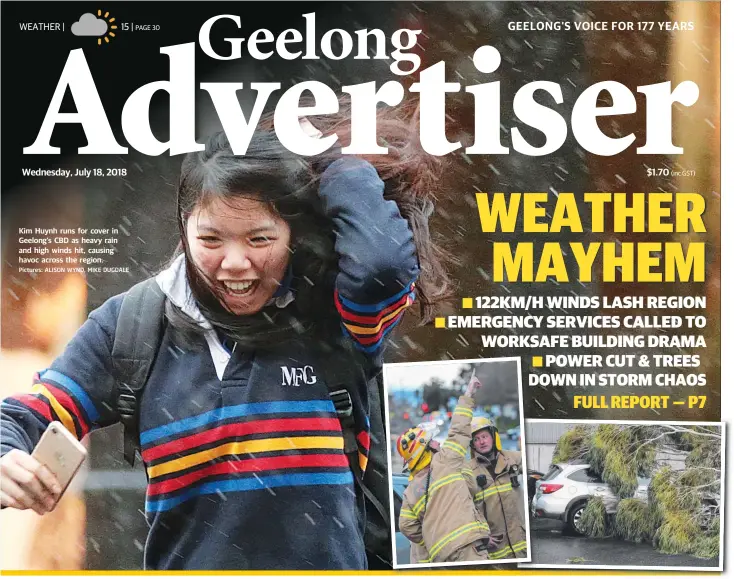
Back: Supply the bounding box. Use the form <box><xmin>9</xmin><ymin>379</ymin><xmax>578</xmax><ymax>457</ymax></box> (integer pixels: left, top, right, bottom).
<box><xmin>385</xmin><ymin>358</ymin><xmax>530</xmax><ymax>568</ymax></box>
<box><xmin>525</xmin><ymin>420</ymin><xmax>724</xmax><ymax>571</ymax></box>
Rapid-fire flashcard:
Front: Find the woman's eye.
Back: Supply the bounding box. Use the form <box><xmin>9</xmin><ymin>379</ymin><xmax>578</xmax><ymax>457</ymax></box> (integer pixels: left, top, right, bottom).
<box><xmin>198</xmin><ymin>236</ymin><xmax>220</xmax><ymax>244</ymax></box>
<box><xmin>251</xmin><ymin>236</ymin><xmax>273</xmax><ymax>244</ymax></box>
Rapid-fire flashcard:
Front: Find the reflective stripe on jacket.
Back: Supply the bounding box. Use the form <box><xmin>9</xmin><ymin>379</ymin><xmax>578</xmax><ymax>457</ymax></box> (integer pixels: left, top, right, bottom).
<box><xmin>410</xmin><ymin>541</ymin><xmax>430</xmax><ymax>564</ymax></box>
<box><xmin>465</xmin><ymin>449</ymin><xmax>527</xmax><ymax>559</ymax></box>
<box><xmin>399</xmin><ymin>396</ymin><xmax>490</xmax><ymax>562</ymax></box>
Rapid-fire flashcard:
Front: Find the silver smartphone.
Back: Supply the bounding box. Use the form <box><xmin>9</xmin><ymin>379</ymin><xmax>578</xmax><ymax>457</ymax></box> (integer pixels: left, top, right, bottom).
<box><xmin>31</xmin><ymin>421</ymin><xmax>87</xmax><ymax>500</ymax></box>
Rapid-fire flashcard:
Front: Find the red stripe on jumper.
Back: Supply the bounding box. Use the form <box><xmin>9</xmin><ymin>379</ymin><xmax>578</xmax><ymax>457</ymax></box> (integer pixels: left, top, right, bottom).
<box><xmin>11</xmin><ymin>395</ymin><xmax>53</xmax><ymax>422</ymax></box>
<box><xmin>43</xmin><ymin>383</ymin><xmax>89</xmax><ymax>438</ymax></box>
<box><xmin>142</xmin><ymin>417</ymin><xmax>342</xmax><ymax>462</ymax></box>
<box><xmin>335</xmin><ymin>289</ymin><xmax>413</xmax><ymax>325</ymax></box>
<box><xmin>147</xmin><ymin>453</ymin><xmax>349</xmax><ymax>496</ymax></box>
<box><xmin>348</xmin><ymin>310</ymin><xmax>407</xmax><ymax>346</ymax></box>
<box><xmin>357</xmin><ymin>431</ymin><xmax>370</xmax><ymax>452</ymax></box>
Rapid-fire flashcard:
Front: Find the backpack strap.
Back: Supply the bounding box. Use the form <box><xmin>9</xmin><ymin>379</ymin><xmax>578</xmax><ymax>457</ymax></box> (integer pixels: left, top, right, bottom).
<box><xmin>111</xmin><ymin>278</ymin><xmax>167</xmax><ymax>466</ymax></box>
<box><xmin>328</xmin><ymin>386</ymin><xmax>389</xmax><ymax>526</ymax></box>
<box><xmin>324</xmin><ymin>353</ymin><xmax>392</xmax><ymax>567</ymax></box>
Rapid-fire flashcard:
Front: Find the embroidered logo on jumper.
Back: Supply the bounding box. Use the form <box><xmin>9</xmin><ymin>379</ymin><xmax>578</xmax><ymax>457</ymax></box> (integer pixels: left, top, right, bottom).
<box><xmin>281</xmin><ymin>366</ymin><xmax>317</xmax><ymax>387</ymax></box>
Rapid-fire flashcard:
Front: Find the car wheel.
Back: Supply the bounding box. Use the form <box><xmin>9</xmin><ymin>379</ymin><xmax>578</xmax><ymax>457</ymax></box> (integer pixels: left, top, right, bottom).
<box><xmin>565</xmin><ymin>501</ymin><xmax>587</xmax><ymax>535</ymax></box>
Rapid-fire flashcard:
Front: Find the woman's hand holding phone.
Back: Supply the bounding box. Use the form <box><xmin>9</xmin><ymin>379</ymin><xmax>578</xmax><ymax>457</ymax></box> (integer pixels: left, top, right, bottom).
<box><xmin>0</xmin><ymin>448</ymin><xmax>61</xmax><ymax>515</ymax></box>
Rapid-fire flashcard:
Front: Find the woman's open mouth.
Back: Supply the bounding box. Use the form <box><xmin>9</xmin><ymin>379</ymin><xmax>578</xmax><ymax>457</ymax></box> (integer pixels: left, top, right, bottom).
<box><xmin>221</xmin><ymin>280</ymin><xmax>258</xmax><ymax>296</ymax></box>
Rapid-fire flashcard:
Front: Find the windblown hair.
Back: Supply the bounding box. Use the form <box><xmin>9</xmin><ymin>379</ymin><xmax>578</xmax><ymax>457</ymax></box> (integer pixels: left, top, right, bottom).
<box><xmin>282</xmin><ymin>101</ymin><xmax>453</xmax><ymax>316</ymax></box>
<box><xmin>171</xmin><ymin>103</ymin><xmax>452</xmax><ymax>349</ymax></box>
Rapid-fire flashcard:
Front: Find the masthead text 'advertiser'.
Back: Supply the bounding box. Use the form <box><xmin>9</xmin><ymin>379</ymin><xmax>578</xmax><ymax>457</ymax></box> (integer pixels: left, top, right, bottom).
<box><xmin>24</xmin><ymin>12</ymin><xmax>698</xmax><ymax>157</ymax></box>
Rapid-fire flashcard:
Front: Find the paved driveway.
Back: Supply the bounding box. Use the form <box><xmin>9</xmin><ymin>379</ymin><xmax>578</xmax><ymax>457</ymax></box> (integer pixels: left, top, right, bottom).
<box><xmin>526</xmin><ymin>518</ymin><xmax>719</xmax><ymax>569</ymax></box>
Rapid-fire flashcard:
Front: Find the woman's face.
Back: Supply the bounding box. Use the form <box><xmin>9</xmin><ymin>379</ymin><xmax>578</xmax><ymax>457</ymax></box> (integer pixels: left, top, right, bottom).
<box><xmin>187</xmin><ymin>195</ymin><xmax>291</xmax><ymax>315</ymax></box>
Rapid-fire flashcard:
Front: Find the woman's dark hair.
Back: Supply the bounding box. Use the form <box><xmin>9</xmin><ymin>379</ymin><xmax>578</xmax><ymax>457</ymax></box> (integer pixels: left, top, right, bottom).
<box><xmin>293</xmin><ymin>101</ymin><xmax>453</xmax><ymax>318</ymax></box>
<box><xmin>171</xmin><ymin>102</ymin><xmax>452</xmax><ymax>348</ymax></box>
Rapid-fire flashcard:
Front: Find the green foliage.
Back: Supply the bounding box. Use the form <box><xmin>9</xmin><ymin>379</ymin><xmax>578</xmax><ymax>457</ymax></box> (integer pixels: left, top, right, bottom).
<box><xmin>549</xmin><ymin>425</ymin><xmax>721</xmax><ymax>560</ymax></box>
<box><xmin>692</xmin><ymin>534</ymin><xmax>720</xmax><ymax>560</ymax></box>
<box><xmin>648</xmin><ymin>468</ymin><xmax>672</xmax><ymax>528</ymax></box>
<box><xmin>682</xmin><ymin>427</ymin><xmax>721</xmax><ymax>470</ymax></box>
<box><xmin>648</xmin><ymin>467</ymin><xmax>720</xmax><ymax>559</ymax></box>
<box><xmin>614</xmin><ymin>499</ymin><xmax>653</xmax><ymax>543</ymax></box>
<box><xmin>578</xmin><ymin>497</ymin><xmax>612</xmax><ymax>538</ymax></box>
<box><xmin>602</xmin><ymin>449</ymin><xmax>639</xmax><ymax>498</ymax></box>
<box><xmin>552</xmin><ymin>426</ymin><xmax>589</xmax><ymax>463</ymax></box>
<box><xmin>587</xmin><ymin>424</ymin><xmax>614</xmax><ymax>476</ymax></box>
<box><xmin>586</xmin><ymin>425</ymin><xmax>655</xmax><ymax>498</ymax></box>
<box><xmin>691</xmin><ymin>513</ymin><xmax>721</xmax><ymax>559</ymax></box>
<box><xmin>554</xmin><ymin>424</ymin><xmax>657</xmax><ymax>491</ymax></box>
<box><xmin>654</xmin><ymin>511</ymin><xmax>699</xmax><ymax>555</ymax></box>
<box><xmin>687</xmin><ymin>443</ymin><xmax>719</xmax><ymax>469</ymax></box>
<box><xmin>629</xmin><ymin>427</ymin><xmax>657</xmax><ymax>477</ymax></box>
<box><xmin>679</xmin><ymin>466</ymin><xmax>716</xmax><ymax>488</ymax></box>
<box><xmin>649</xmin><ymin>467</ymin><xmax>693</xmax><ymax>527</ymax></box>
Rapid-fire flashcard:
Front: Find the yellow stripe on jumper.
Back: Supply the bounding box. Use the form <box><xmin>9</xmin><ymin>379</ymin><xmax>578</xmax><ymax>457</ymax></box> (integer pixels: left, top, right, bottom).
<box><xmin>343</xmin><ymin>299</ymin><xmax>412</xmax><ymax>336</ymax></box>
<box><xmin>358</xmin><ymin>451</ymin><xmax>368</xmax><ymax>472</ymax></box>
<box><xmin>148</xmin><ymin>436</ymin><xmax>344</xmax><ymax>478</ymax></box>
<box><xmin>32</xmin><ymin>384</ymin><xmax>76</xmax><ymax>437</ymax></box>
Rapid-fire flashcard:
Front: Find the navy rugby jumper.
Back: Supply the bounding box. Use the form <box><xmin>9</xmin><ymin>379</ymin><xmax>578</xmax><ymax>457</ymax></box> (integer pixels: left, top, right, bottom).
<box><xmin>1</xmin><ymin>158</ymin><xmax>418</xmax><ymax>570</ymax></box>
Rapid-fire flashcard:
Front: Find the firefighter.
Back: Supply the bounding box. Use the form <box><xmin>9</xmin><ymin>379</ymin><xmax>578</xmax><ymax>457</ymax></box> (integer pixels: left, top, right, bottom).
<box><xmin>465</xmin><ymin>416</ymin><xmax>528</xmax><ymax>560</ymax></box>
<box><xmin>397</xmin><ymin>373</ymin><xmax>497</xmax><ymax>564</ymax></box>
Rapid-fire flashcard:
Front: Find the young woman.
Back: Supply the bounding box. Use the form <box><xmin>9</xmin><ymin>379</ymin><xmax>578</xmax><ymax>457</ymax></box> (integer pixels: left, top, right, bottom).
<box><xmin>0</xmin><ymin>113</ymin><xmax>449</xmax><ymax>570</ymax></box>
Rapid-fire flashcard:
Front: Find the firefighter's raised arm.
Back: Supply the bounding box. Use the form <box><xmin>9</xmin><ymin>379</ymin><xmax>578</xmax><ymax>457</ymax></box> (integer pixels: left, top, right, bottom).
<box><xmin>437</xmin><ymin>370</ymin><xmax>483</xmax><ymax>468</ymax></box>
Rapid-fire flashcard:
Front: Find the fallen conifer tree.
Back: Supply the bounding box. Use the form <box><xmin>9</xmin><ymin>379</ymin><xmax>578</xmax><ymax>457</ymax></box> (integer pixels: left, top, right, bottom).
<box><xmin>551</xmin><ymin>424</ymin><xmax>720</xmax><ymax>559</ymax></box>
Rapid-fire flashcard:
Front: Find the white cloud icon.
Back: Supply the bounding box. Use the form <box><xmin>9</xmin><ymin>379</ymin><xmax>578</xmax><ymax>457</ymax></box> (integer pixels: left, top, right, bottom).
<box><xmin>71</xmin><ymin>13</ymin><xmax>108</xmax><ymax>37</ymax></box>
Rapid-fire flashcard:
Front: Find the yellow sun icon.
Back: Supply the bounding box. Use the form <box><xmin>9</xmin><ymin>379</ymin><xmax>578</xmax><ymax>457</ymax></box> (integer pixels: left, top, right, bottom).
<box><xmin>97</xmin><ymin>10</ymin><xmax>117</xmax><ymax>45</ymax></box>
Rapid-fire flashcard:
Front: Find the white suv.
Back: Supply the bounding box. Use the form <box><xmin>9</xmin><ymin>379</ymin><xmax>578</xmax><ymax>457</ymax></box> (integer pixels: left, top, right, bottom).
<box><xmin>531</xmin><ymin>462</ymin><xmax>649</xmax><ymax>535</ymax></box>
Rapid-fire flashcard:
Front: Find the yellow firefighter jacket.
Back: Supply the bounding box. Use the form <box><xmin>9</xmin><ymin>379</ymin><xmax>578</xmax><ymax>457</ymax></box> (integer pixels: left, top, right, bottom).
<box><xmin>409</xmin><ymin>541</ymin><xmax>429</xmax><ymax>564</ymax></box>
<box><xmin>465</xmin><ymin>449</ymin><xmax>527</xmax><ymax>560</ymax></box>
<box><xmin>398</xmin><ymin>396</ymin><xmax>489</xmax><ymax>563</ymax></box>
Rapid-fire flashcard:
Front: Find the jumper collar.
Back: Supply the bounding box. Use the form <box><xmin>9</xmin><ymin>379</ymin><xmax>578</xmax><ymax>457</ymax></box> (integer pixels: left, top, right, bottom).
<box><xmin>155</xmin><ymin>254</ymin><xmax>295</xmax><ymax>379</ymax></box>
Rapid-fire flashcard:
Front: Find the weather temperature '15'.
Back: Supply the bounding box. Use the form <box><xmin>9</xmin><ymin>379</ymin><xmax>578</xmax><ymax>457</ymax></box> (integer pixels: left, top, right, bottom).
<box><xmin>119</xmin><ymin>22</ymin><xmax>161</xmax><ymax>32</ymax></box>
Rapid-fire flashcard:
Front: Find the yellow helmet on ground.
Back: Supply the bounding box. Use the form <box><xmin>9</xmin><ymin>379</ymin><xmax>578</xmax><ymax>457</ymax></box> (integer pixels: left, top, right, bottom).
<box><xmin>397</xmin><ymin>426</ymin><xmax>434</xmax><ymax>471</ymax></box>
<box><xmin>470</xmin><ymin>417</ymin><xmax>502</xmax><ymax>450</ymax></box>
